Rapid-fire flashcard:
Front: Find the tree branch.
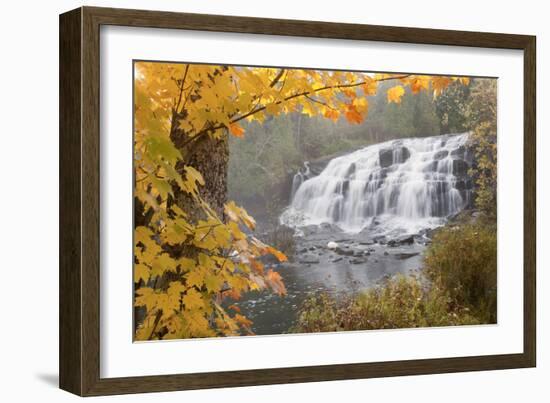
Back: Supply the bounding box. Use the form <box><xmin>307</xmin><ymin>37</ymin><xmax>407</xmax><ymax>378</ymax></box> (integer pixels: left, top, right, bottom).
<box><xmin>177</xmin><ymin>73</ymin><xmax>412</xmax><ymax>149</ymax></box>
<box><xmin>304</xmin><ymin>94</ymin><xmax>336</xmax><ymax>110</ymax></box>
<box><xmin>174</xmin><ymin>64</ymin><xmax>190</xmax><ymax>114</ymax></box>
<box><xmin>269</xmin><ymin>69</ymin><xmax>286</xmax><ymax>88</ymax></box>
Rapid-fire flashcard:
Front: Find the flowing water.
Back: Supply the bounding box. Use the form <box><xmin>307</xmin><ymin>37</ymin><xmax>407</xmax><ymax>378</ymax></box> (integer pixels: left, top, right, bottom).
<box><xmin>237</xmin><ymin>133</ymin><xmax>473</xmax><ymax>335</ymax></box>
<box><xmin>282</xmin><ymin>133</ymin><xmax>472</xmax><ymax>236</ymax></box>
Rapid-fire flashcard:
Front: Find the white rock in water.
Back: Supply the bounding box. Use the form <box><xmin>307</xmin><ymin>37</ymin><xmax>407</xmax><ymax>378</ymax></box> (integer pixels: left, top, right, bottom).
<box><xmin>327</xmin><ymin>241</ymin><xmax>338</xmax><ymax>249</ymax></box>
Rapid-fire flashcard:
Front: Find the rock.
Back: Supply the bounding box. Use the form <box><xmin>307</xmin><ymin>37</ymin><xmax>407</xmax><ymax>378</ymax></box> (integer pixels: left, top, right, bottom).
<box><xmin>384</xmin><ymin>251</ymin><xmax>389</xmax><ymax>256</ymax></box>
<box><xmin>319</xmin><ymin>222</ymin><xmax>343</xmax><ymax>233</ymax></box>
<box><xmin>434</xmin><ymin>150</ymin><xmax>449</xmax><ymax>160</ymax></box>
<box><xmin>394</xmin><ymin>147</ymin><xmax>411</xmax><ymax>164</ymax></box>
<box><xmin>373</xmin><ymin>235</ymin><xmax>387</xmax><ymax>244</ymax></box>
<box><xmin>341</xmin><ymin>180</ymin><xmax>350</xmax><ymax>196</ymax></box>
<box><xmin>423</xmin><ymin>160</ymin><xmax>439</xmax><ymax>172</ymax></box>
<box><xmin>300</xmin><ymin>225</ymin><xmax>319</xmax><ymax>236</ymax></box>
<box><xmin>350</xmin><ymin>258</ymin><xmax>367</xmax><ymax>264</ymax></box>
<box><xmin>423</xmin><ymin>228</ymin><xmax>435</xmax><ymax>239</ymax></box>
<box><xmin>450</xmin><ymin>145</ymin><xmax>465</xmax><ymax>158</ymax></box>
<box><xmin>335</xmin><ymin>247</ymin><xmax>354</xmax><ymax>256</ymax></box>
<box><xmin>379</xmin><ymin>146</ymin><xmax>410</xmax><ymax>168</ymax></box>
<box><xmin>393</xmin><ymin>252</ymin><xmax>420</xmax><ymax>260</ymax></box>
<box><xmin>332</xmin><ymin>257</ymin><xmax>343</xmax><ymax>263</ymax></box>
<box><xmin>327</xmin><ymin>241</ymin><xmax>338</xmax><ymax>250</ymax></box>
<box><xmin>379</xmin><ymin>148</ymin><xmax>394</xmax><ymax>168</ymax></box>
<box><xmin>452</xmin><ymin>159</ymin><xmax>469</xmax><ymax>176</ymax></box>
<box><xmin>299</xmin><ymin>256</ymin><xmax>320</xmax><ymax>264</ymax></box>
<box><xmin>345</xmin><ymin>163</ymin><xmax>356</xmax><ymax>178</ymax></box>
<box><xmin>388</xmin><ymin>235</ymin><xmax>415</xmax><ymax>247</ymax></box>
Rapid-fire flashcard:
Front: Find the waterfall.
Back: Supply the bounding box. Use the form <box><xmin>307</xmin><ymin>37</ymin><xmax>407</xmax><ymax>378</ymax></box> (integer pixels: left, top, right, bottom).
<box><xmin>290</xmin><ymin>162</ymin><xmax>312</xmax><ymax>202</ymax></box>
<box><xmin>281</xmin><ymin>133</ymin><xmax>473</xmax><ymax>234</ymax></box>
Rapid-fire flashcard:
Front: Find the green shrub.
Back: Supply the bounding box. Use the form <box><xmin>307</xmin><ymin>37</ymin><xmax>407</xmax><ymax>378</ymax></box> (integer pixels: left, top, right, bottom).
<box><xmin>424</xmin><ymin>221</ymin><xmax>497</xmax><ymax>323</ymax></box>
<box><xmin>291</xmin><ymin>275</ymin><xmax>479</xmax><ymax>333</ymax></box>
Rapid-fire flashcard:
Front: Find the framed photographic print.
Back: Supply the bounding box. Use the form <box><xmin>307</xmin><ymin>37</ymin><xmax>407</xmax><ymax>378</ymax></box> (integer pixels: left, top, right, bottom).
<box><xmin>59</xmin><ymin>6</ymin><xmax>536</xmax><ymax>396</ymax></box>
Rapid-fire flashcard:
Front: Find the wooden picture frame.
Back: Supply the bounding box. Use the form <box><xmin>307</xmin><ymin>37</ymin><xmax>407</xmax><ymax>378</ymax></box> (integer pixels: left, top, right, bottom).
<box><xmin>59</xmin><ymin>6</ymin><xmax>536</xmax><ymax>396</ymax></box>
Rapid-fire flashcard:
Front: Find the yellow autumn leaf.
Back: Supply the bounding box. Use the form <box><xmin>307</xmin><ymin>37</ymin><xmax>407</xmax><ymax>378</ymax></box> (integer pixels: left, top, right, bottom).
<box><xmin>182</xmin><ymin>289</ymin><xmax>204</xmax><ymax>310</ymax></box>
<box><xmin>134</xmin><ymin>263</ymin><xmax>150</xmax><ymax>283</ymax></box>
<box><xmin>387</xmin><ymin>85</ymin><xmax>405</xmax><ymax>103</ymax></box>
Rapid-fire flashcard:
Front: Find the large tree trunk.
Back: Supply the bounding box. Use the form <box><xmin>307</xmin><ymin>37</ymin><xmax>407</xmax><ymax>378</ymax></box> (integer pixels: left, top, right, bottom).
<box><xmin>170</xmin><ymin>115</ymin><xmax>229</xmax><ymax>222</ymax></box>
<box><xmin>134</xmin><ymin>114</ymin><xmax>229</xmax><ymax>333</ymax></box>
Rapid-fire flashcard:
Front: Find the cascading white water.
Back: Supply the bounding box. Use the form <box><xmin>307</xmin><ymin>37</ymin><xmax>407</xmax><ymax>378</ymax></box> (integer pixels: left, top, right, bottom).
<box><xmin>290</xmin><ymin>161</ymin><xmax>312</xmax><ymax>202</ymax></box>
<box><xmin>281</xmin><ymin>133</ymin><xmax>473</xmax><ymax>234</ymax></box>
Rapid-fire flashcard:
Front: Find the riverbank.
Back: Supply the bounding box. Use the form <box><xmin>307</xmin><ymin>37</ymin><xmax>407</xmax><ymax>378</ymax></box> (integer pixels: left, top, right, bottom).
<box><xmin>231</xmin><ymin>221</ymin><xmax>430</xmax><ymax>335</ymax></box>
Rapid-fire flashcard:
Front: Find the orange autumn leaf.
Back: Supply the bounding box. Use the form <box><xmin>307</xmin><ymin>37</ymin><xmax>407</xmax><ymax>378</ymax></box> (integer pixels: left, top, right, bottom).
<box><xmin>234</xmin><ymin>314</ymin><xmax>253</xmax><ymax>328</ymax></box>
<box><xmin>344</xmin><ymin>106</ymin><xmax>363</xmax><ymax>124</ymax></box>
<box><xmin>266</xmin><ymin>269</ymin><xmax>286</xmax><ymax>296</ymax></box>
<box><xmin>229</xmin><ymin>122</ymin><xmax>245</xmax><ymax>137</ymax></box>
<box><xmin>324</xmin><ymin>109</ymin><xmax>340</xmax><ymax>122</ymax></box>
<box><xmin>266</xmin><ymin>246</ymin><xmax>288</xmax><ymax>262</ymax></box>
<box><xmin>431</xmin><ymin>76</ymin><xmax>453</xmax><ymax>97</ymax></box>
<box><xmin>409</xmin><ymin>76</ymin><xmax>430</xmax><ymax>94</ymax></box>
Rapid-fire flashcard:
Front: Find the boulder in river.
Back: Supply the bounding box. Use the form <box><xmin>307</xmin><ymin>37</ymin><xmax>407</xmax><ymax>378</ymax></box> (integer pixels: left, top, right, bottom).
<box><xmin>350</xmin><ymin>258</ymin><xmax>367</xmax><ymax>265</ymax></box>
<box><xmin>327</xmin><ymin>241</ymin><xmax>339</xmax><ymax>250</ymax></box>
<box><xmin>299</xmin><ymin>254</ymin><xmax>320</xmax><ymax>264</ymax></box>
<box><xmin>393</xmin><ymin>252</ymin><xmax>420</xmax><ymax>260</ymax></box>
<box><xmin>335</xmin><ymin>247</ymin><xmax>354</xmax><ymax>256</ymax></box>
<box><xmin>387</xmin><ymin>235</ymin><xmax>415</xmax><ymax>247</ymax></box>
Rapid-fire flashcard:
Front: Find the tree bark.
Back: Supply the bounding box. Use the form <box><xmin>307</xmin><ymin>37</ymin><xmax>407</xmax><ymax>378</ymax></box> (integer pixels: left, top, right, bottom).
<box><xmin>170</xmin><ymin>113</ymin><xmax>229</xmax><ymax>222</ymax></box>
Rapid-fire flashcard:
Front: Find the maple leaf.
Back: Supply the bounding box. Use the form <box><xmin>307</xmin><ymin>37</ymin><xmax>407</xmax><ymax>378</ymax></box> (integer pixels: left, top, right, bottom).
<box><xmin>183</xmin><ymin>166</ymin><xmax>205</xmax><ymax>195</ymax></box>
<box><xmin>224</xmin><ymin>201</ymin><xmax>256</xmax><ymax>230</ymax></box>
<box><xmin>234</xmin><ymin>314</ymin><xmax>253</xmax><ymax>328</ymax></box>
<box><xmin>134</xmin><ymin>263</ymin><xmax>150</xmax><ymax>283</ymax></box>
<box><xmin>266</xmin><ymin>246</ymin><xmax>288</xmax><ymax>262</ymax></box>
<box><xmin>431</xmin><ymin>76</ymin><xmax>453</xmax><ymax>97</ymax></box>
<box><xmin>324</xmin><ymin>109</ymin><xmax>340</xmax><ymax>122</ymax></box>
<box><xmin>387</xmin><ymin>85</ymin><xmax>405</xmax><ymax>103</ymax></box>
<box><xmin>265</xmin><ymin>269</ymin><xmax>286</xmax><ymax>296</ymax></box>
<box><xmin>229</xmin><ymin>122</ymin><xmax>245</xmax><ymax>137</ymax></box>
<box><xmin>344</xmin><ymin>106</ymin><xmax>363</xmax><ymax>124</ymax></box>
<box><xmin>409</xmin><ymin>76</ymin><xmax>430</xmax><ymax>94</ymax></box>
<box><xmin>183</xmin><ymin>289</ymin><xmax>205</xmax><ymax>310</ymax></box>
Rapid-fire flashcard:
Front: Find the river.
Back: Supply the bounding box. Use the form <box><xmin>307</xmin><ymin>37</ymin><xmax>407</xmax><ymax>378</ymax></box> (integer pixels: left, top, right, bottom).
<box><xmin>232</xmin><ymin>133</ymin><xmax>473</xmax><ymax>335</ymax></box>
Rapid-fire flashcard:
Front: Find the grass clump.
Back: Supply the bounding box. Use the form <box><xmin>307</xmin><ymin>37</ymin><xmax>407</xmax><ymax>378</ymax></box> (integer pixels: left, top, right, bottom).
<box><xmin>424</xmin><ymin>220</ymin><xmax>497</xmax><ymax>323</ymax></box>
<box><xmin>291</xmin><ymin>275</ymin><xmax>479</xmax><ymax>333</ymax></box>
